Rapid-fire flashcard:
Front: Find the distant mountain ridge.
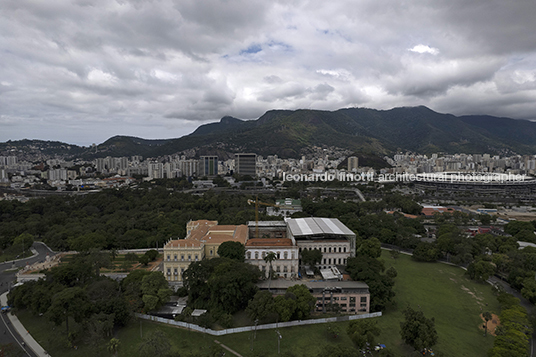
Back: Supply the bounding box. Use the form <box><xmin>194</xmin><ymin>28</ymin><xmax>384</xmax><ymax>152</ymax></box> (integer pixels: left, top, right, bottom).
<box><xmin>3</xmin><ymin>106</ymin><xmax>536</xmax><ymax>160</ymax></box>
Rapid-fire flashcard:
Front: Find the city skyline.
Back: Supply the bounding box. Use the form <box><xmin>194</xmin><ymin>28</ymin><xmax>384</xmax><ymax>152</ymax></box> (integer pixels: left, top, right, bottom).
<box><xmin>2</xmin><ymin>1</ymin><xmax>536</xmax><ymax>146</ymax></box>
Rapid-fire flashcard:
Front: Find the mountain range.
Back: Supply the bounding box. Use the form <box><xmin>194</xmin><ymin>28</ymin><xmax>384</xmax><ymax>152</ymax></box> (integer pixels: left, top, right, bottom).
<box><xmin>3</xmin><ymin>106</ymin><xmax>536</xmax><ymax>160</ymax></box>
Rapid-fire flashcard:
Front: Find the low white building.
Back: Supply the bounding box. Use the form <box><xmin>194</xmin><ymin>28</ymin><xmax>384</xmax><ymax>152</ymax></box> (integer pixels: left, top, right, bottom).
<box><xmin>245</xmin><ymin>238</ymin><xmax>299</xmax><ymax>279</ymax></box>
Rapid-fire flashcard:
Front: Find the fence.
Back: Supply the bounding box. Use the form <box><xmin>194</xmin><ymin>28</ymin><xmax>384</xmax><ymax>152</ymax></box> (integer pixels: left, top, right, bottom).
<box><xmin>135</xmin><ymin>311</ymin><xmax>382</xmax><ymax>336</ymax></box>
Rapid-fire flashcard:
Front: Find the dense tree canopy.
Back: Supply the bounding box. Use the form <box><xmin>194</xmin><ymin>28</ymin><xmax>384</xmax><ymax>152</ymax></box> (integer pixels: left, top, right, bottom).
<box><xmin>217</xmin><ymin>241</ymin><xmax>245</xmax><ymax>262</ymax></box>
<box><xmin>0</xmin><ymin>189</ymin><xmax>278</xmax><ymax>252</ymax></box>
<box><xmin>346</xmin><ymin>254</ymin><xmax>396</xmax><ymax>311</ymax></box>
<box><xmin>400</xmin><ymin>306</ymin><xmax>438</xmax><ymax>352</ymax></box>
<box><xmin>183</xmin><ymin>257</ymin><xmax>261</xmax><ymax>314</ymax></box>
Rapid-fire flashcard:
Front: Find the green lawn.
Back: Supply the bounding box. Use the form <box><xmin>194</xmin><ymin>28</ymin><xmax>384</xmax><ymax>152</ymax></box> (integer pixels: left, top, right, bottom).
<box><xmin>217</xmin><ymin>251</ymin><xmax>500</xmax><ymax>356</ymax></box>
<box><xmin>16</xmin><ymin>250</ymin><xmax>500</xmax><ymax>356</ymax></box>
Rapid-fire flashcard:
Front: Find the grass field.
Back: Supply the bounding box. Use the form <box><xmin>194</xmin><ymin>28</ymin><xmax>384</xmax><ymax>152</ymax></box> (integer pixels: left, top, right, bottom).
<box><xmin>17</xmin><ymin>250</ymin><xmax>500</xmax><ymax>356</ymax></box>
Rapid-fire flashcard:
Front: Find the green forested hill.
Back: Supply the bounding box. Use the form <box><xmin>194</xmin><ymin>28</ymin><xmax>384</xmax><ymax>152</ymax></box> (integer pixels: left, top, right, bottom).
<box><xmin>4</xmin><ymin>106</ymin><xmax>536</xmax><ymax>159</ymax></box>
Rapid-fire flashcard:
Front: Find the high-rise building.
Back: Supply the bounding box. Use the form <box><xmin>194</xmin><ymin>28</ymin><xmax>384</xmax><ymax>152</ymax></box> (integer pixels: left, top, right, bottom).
<box><xmin>148</xmin><ymin>162</ymin><xmax>164</xmax><ymax>179</ymax></box>
<box><xmin>235</xmin><ymin>153</ymin><xmax>257</xmax><ymax>177</ymax></box>
<box><xmin>348</xmin><ymin>156</ymin><xmax>359</xmax><ymax>171</ymax></box>
<box><xmin>200</xmin><ymin>156</ymin><xmax>218</xmax><ymax>177</ymax></box>
<box><xmin>179</xmin><ymin>159</ymin><xmax>199</xmax><ymax>177</ymax></box>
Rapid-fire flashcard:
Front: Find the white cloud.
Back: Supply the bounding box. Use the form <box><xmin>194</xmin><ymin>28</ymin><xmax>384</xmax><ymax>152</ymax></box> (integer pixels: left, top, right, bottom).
<box><xmin>409</xmin><ymin>45</ymin><xmax>440</xmax><ymax>55</ymax></box>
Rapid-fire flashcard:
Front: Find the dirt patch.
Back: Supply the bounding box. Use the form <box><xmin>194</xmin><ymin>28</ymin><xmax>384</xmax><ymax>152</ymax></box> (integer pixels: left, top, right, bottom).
<box><xmin>461</xmin><ymin>285</ymin><xmax>483</xmax><ymax>301</ymax></box>
<box><xmin>479</xmin><ymin>313</ymin><xmax>500</xmax><ymax>336</ymax></box>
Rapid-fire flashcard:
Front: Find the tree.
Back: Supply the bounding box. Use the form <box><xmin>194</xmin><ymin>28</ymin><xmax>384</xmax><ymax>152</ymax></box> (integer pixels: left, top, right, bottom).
<box><xmin>274</xmin><ymin>295</ymin><xmax>297</xmax><ymax>322</ymax></box>
<box><xmin>347</xmin><ymin>319</ymin><xmax>381</xmax><ymax>350</ymax></box>
<box><xmin>141</xmin><ymin>272</ymin><xmax>172</xmax><ymax>312</ymax></box>
<box><xmin>217</xmin><ymin>241</ymin><xmax>246</xmax><ymax>262</ymax></box>
<box><xmin>466</xmin><ymin>260</ymin><xmax>496</xmax><ymax>283</ymax></box>
<box><xmin>184</xmin><ymin>258</ymin><xmax>261</xmax><ymax>314</ymax></box>
<box><xmin>47</xmin><ymin>287</ymin><xmax>90</xmax><ymax>336</ymax></box>
<box><xmin>246</xmin><ymin>290</ymin><xmax>275</xmax><ymax>321</ymax></box>
<box><xmin>264</xmin><ymin>251</ymin><xmax>277</xmax><ymax>288</ymax></box>
<box><xmin>208</xmin><ymin>259</ymin><xmax>261</xmax><ymax>313</ymax></box>
<box><xmin>400</xmin><ymin>306</ymin><xmax>438</xmax><ymax>352</ymax></box>
<box><xmin>301</xmin><ymin>248</ymin><xmax>322</xmax><ymax>268</ymax></box>
<box><xmin>482</xmin><ymin>311</ymin><xmax>492</xmax><ymax>336</ymax></box>
<box><xmin>357</xmin><ymin>238</ymin><xmax>381</xmax><ymax>258</ymax></box>
<box><xmin>346</xmin><ymin>256</ymin><xmax>396</xmax><ymax>311</ymax></box>
<box><xmin>412</xmin><ymin>242</ymin><xmax>440</xmax><ymax>262</ymax></box>
<box><xmin>287</xmin><ymin>284</ymin><xmax>316</xmax><ymax>319</ymax></box>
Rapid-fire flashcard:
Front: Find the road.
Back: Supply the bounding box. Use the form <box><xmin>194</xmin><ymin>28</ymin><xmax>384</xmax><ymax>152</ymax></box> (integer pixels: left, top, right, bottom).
<box><xmin>0</xmin><ymin>242</ymin><xmax>55</xmax><ymax>356</ymax></box>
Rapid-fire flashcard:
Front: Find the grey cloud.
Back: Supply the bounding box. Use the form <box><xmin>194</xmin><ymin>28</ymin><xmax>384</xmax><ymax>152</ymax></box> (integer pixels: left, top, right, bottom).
<box><xmin>3</xmin><ymin>0</ymin><xmax>536</xmax><ymax>144</ymax></box>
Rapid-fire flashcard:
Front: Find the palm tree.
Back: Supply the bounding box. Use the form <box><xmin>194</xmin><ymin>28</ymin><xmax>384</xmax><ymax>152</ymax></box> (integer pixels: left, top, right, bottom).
<box><xmin>264</xmin><ymin>251</ymin><xmax>277</xmax><ymax>291</ymax></box>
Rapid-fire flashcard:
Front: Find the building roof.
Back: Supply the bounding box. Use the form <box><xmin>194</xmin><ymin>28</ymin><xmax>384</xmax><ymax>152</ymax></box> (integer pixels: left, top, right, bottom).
<box><xmin>286</xmin><ymin>217</ymin><xmax>355</xmax><ymax>237</ymax></box>
<box><xmin>421</xmin><ymin>206</ymin><xmax>453</xmax><ymax>216</ymax></box>
<box><xmin>247</xmin><ymin>221</ymin><xmax>287</xmax><ymax>227</ymax></box>
<box><xmin>164</xmin><ymin>240</ymin><xmax>203</xmax><ymax>249</ymax></box>
<box><xmin>257</xmin><ymin>279</ymin><xmax>369</xmax><ymax>291</ymax></box>
<box><xmin>200</xmin><ymin>225</ymin><xmax>249</xmax><ymax>245</ymax></box>
<box><xmin>246</xmin><ymin>238</ymin><xmax>294</xmax><ymax>247</ymax></box>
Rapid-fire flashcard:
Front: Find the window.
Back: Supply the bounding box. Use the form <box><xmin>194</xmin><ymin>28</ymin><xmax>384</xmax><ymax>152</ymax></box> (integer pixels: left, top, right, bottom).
<box><xmin>210</xmin><ymin>250</ymin><xmax>213</xmax><ymax>256</ymax></box>
<box><xmin>323</xmin><ymin>247</ymin><xmax>327</xmax><ymax>253</ymax></box>
<box><xmin>329</xmin><ymin>247</ymin><xmax>332</xmax><ymax>253</ymax></box>
<box><xmin>181</xmin><ymin>268</ymin><xmax>185</xmax><ymax>274</ymax></box>
<box><xmin>195</xmin><ymin>255</ymin><xmax>198</xmax><ymax>261</ymax></box>
<box><xmin>344</xmin><ymin>247</ymin><xmax>347</xmax><ymax>253</ymax></box>
<box><xmin>167</xmin><ymin>255</ymin><xmax>170</xmax><ymax>261</ymax></box>
<box><xmin>174</xmin><ymin>268</ymin><xmax>178</xmax><ymax>275</ymax></box>
<box><xmin>361</xmin><ymin>297</ymin><xmax>367</xmax><ymax>303</ymax></box>
<box><xmin>338</xmin><ymin>258</ymin><xmax>341</xmax><ymax>264</ymax></box>
<box><xmin>181</xmin><ymin>255</ymin><xmax>184</xmax><ymax>261</ymax></box>
<box><xmin>174</xmin><ymin>255</ymin><xmax>178</xmax><ymax>261</ymax></box>
<box><xmin>247</xmin><ymin>252</ymin><xmax>251</xmax><ymax>259</ymax></box>
<box><xmin>284</xmin><ymin>252</ymin><xmax>288</xmax><ymax>259</ymax></box>
<box><xmin>323</xmin><ymin>259</ymin><xmax>326</xmax><ymax>264</ymax></box>
<box><xmin>276</xmin><ymin>266</ymin><xmax>280</xmax><ymax>272</ymax></box>
<box><xmin>339</xmin><ymin>247</ymin><xmax>342</xmax><ymax>252</ymax></box>
<box><xmin>277</xmin><ymin>252</ymin><xmax>280</xmax><ymax>259</ymax></box>
<box><xmin>340</xmin><ymin>297</ymin><xmax>347</xmax><ymax>301</ymax></box>
<box><xmin>328</xmin><ymin>258</ymin><xmax>331</xmax><ymax>264</ymax></box>
<box><xmin>167</xmin><ymin>268</ymin><xmax>171</xmax><ymax>275</ymax></box>
<box><xmin>283</xmin><ymin>266</ymin><xmax>288</xmax><ymax>272</ymax></box>
<box><xmin>255</xmin><ymin>252</ymin><xmax>259</xmax><ymax>259</ymax></box>
<box><xmin>188</xmin><ymin>255</ymin><xmax>191</xmax><ymax>261</ymax></box>
<box><xmin>262</xmin><ymin>252</ymin><xmax>266</xmax><ymax>258</ymax></box>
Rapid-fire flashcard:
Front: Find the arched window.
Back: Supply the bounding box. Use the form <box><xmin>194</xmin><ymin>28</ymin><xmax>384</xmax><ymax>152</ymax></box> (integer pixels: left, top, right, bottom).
<box><xmin>255</xmin><ymin>252</ymin><xmax>259</xmax><ymax>259</ymax></box>
<box><xmin>247</xmin><ymin>251</ymin><xmax>251</xmax><ymax>259</ymax></box>
<box><xmin>284</xmin><ymin>252</ymin><xmax>288</xmax><ymax>259</ymax></box>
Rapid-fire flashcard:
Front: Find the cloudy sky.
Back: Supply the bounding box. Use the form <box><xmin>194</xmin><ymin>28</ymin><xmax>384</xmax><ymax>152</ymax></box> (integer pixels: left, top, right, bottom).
<box><xmin>2</xmin><ymin>0</ymin><xmax>536</xmax><ymax>146</ymax></box>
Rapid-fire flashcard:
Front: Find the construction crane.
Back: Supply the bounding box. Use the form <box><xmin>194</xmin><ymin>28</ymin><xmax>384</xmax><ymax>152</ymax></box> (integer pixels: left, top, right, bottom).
<box><xmin>247</xmin><ymin>196</ymin><xmax>293</xmax><ymax>238</ymax></box>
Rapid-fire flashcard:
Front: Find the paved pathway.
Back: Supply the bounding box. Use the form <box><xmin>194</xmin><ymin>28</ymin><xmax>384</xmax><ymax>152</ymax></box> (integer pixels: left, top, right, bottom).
<box><xmin>214</xmin><ymin>340</ymin><xmax>244</xmax><ymax>357</ymax></box>
<box><xmin>1</xmin><ymin>293</ymin><xmax>48</xmax><ymax>356</ymax></box>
